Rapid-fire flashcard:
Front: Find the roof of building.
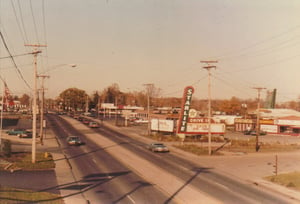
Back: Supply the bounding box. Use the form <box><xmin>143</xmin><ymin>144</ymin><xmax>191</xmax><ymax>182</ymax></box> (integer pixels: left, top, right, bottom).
<box><xmin>259</xmin><ymin>108</ymin><xmax>300</xmax><ymax>118</ymax></box>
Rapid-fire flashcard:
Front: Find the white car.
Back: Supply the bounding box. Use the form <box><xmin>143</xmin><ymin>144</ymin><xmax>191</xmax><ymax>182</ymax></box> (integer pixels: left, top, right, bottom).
<box><xmin>148</xmin><ymin>143</ymin><xmax>169</xmax><ymax>152</ymax></box>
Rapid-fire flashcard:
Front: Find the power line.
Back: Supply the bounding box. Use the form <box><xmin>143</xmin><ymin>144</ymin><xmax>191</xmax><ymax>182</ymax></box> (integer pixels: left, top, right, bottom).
<box><xmin>10</xmin><ymin>0</ymin><xmax>28</xmax><ymax>45</ymax></box>
<box><xmin>17</xmin><ymin>0</ymin><xmax>30</xmax><ymax>44</ymax></box>
<box><xmin>0</xmin><ymin>30</ymin><xmax>31</xmax><ymax>90</ymax></box>
<box><xmin>211</xmin><ymin>73</ymin><xmax>254</xmax><ymax>99</ymax></box>
<box><xmin>29</xmin><ymin>0</ymin><xmax>40</xmax><ymax>43</ymax></box>
<box><xmin>41</xmin><ymin>0</ymin><xmax>49</xmax><ymax>73</ymax></box>
<box><xmin>212</xmin><ymin>24</ymin><xmax>300</xmax><ymax>61</ymax></box>
<box><xmin>0</xmin><ymin>52</ymin><xmax>32</xmax><ymax>59</ymax></box>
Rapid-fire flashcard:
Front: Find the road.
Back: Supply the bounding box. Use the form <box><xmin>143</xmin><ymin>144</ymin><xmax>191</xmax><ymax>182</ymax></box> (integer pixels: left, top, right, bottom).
<box><xmin>90</xmin><ymin>118</ymin><xmax>292</xmax><ymax>204</ymax></box>
<box><xmin>48</xmin><ymin>114</ymin><xmax>295</xmax><ymax>203</ymax></box>
<box><xmin>47</xmin><ymin>114</ymin><xmax>175</xmax><ymax>204</ymax></box>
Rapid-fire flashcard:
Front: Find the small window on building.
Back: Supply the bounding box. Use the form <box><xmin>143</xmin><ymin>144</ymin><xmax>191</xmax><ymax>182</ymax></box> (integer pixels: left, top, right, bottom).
<box><xmin>279</xmin><ymin>126</ymin><xmax>290</xmax><ymax>133</ymax></box>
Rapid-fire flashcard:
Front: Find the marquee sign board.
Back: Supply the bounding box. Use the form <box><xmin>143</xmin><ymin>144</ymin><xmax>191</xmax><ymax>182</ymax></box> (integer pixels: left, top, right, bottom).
<box><xmin>177</xmin><ymin>86</ymin><xmax>194</xmax><ymax>133</ymax></box>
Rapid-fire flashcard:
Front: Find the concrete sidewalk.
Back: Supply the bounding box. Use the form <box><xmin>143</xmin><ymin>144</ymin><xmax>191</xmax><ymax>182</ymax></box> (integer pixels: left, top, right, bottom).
<box><xmin>1</xmin><ymin>128</ymin><xmax>87</xmax><ymax>204</ymax></box>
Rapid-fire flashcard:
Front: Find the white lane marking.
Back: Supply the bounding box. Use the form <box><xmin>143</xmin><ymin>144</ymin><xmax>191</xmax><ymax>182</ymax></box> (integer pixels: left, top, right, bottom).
<box><xmin>214</xmin><ymin>182</ymin><xmax>230</xmax><ymax>191</ymax></box>
<box><xmin>127</xmin><ymin>195</ymin><xmax>136</xmax><ymax>204</ymax></box>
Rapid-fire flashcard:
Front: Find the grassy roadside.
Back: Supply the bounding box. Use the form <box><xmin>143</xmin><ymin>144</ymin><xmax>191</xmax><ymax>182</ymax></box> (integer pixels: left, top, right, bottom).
<box><xmin>0</xmin><ymin>152</ymin><xmax>61</xmax><ymax>203</ymax></box>
<box><xmin>0</xmin><ymin>186</ymin><xmax>64</xmax><ymax>204</ymax></box>
<box><xmin>173</xmin><ymin>138</ymin><xmax>300</xmax><ymax>155</ymax></box>
<box><xmin>0</xmin><ymin>152</ymin><xmax>55</xmax><ymax>171</ymax></box>
<box><xmin>265</xmin><ymin>172</ymin><xmax>300</xmax><ymax>191</ymax></box>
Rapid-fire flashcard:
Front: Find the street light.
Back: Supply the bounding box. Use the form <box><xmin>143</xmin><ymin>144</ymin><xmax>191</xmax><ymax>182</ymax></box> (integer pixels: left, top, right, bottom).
<box><xmin>42</xmin><ymin>64</ymin><xmax>77</xmax><ymax>74</ymax></box>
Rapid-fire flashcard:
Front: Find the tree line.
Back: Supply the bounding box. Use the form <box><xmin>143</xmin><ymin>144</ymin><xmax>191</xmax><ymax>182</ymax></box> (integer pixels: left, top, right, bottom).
<box><xmin>6</xmin><ymin>83</ymin><xmax>300</xmax><ymax>115</ymax></box>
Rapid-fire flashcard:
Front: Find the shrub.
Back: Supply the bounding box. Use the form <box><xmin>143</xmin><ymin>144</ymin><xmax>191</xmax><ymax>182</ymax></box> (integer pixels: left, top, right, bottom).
<box><xmin>1</xmin><ymin>139</ymin><xmax>12</xmax><ymax>157</ymax></box>
<box><xmin>287</xmin><ymin>182</ymin><xmax>296</xmax><ymax>188</ymax></box>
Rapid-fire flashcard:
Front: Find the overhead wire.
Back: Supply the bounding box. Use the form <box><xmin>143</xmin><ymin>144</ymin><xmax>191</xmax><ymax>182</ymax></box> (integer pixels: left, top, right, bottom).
<box><xmin>17</xmin><ymin>0</ymin><xmax>29</xmax><ymax>45</ymax></box>
<box><xmin>0</xmin><ymin>52</ymin><xmax>33</xmax><ymax>59</ymax></box>
<box><xmin>163</xmin><ymin>75</ymin><xmax>208</xmax><ymax>97</ymax></box>
<box><xmin>0</xmin><ymin>30</ymin><xmax>31</xmax><ymax>90</ymax></box>
<box><xmin>10</xmin><ymin>0</ymin><xmax>28</xmax><ymax>46</ymax></box>
<box><xmin>29</xmin><ymin>0</ymin><xmax>40</xmax><ymax>44</ymax></box>
<box><xmin>211</xmin><ymin>24</ymin><xmax>300</xmax><ymax>61</ymax></box>
<box><xmin>211</xmin><ymin>73</ymin><xmax>255</xmax><ymax>99</ymax></box>
<box><xmin>41</xmin><ymin>0</ymin><xmax>48</xmax><ymax>73</ymax></box>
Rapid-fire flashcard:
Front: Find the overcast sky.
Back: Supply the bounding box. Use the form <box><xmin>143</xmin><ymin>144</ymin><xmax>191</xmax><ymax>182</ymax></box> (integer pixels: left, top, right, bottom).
<box><xmin>0</xmin><ymin>0</ymin><xmax>300</xmax><ymax>102</ymax></box>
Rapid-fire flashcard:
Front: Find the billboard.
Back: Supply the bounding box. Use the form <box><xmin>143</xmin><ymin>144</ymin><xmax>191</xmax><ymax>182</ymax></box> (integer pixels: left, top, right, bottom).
<box><xmin>151</xmin><ymin>119</ymin><xmax>174</xmax><ymax>132</ymax></box>
<box><xmin>185</xmin><ymin>123</ymin><xmax>225</xmax><ymax>134</ymax></box>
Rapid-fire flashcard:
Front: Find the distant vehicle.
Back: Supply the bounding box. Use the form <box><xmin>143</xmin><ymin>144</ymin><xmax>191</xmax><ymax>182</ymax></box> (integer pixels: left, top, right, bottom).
<box><xmin>82</xmin><ymin>112</ymin><xmax>92</xmax><ymax>116</ymax></box>
<box><xmin>134</xmin><ymin>118</ymin><xmax>149</xmax><ymax>124</ymax></box>
<box><xmin>66</xmin><ymin>136</ymin><xmax>84</xmax><ymax>146</ymax></box>
<box><xmin>82</xmin><ymin>119</ymin><xmax>90</xmax><ymax>125</ymax></box>
<box><xmin>148</xmin><ymin>143</ymin><xmax>169</xmax><ymax>152</ymax></box>
<box><xmin>88</xmin><ymin>121</ymin><xmax>99</xmax><ymax>128</ymax></box>
<box><xmin>18</xmin><ymin>131</ymin><xmax>33</xmax><ymax>138</ymax></box>
<box><xmin>6</xmin><ymin>128</ymin><xmax>27</xmax><ymax>135</ymax></box>
<box><xmin>244</xmin><ymin>130</ymin><xmax>267</xmax><ymax>136</ymax></box>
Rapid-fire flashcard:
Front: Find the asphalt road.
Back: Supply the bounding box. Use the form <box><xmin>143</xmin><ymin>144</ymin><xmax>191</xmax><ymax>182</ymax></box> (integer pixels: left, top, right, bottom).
<box><xmin>89</xmin><ymin>120</ymin><xmax>291</xmax><ymax>204</ymax></box>
<box><xmin>48</xmin><ymin>114</ymin><xmax>293</xmax><ymax>204</ymax></box>
<box><xmin>47</xmin><ymin>114</ymin><xmax>175</xmax><ymax>204</ymax></box>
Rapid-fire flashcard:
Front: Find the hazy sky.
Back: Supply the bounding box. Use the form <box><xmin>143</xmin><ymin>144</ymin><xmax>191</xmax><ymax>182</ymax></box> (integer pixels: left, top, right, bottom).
<box><xmin>0</xmin><ymin>0</ymin><xmax>300</xmax><ymax>102</ymax></box>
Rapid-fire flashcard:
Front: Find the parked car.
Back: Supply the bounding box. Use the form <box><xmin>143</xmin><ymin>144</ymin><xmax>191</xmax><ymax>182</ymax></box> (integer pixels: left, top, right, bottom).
<box><xmin>148</xmin><ymin>143</ymin><xmax>169</xmax><ymax>152</ymax></box>
<box><xmin>6</xmin><ymin>128</ymin><xmax>27</xmax><ymax>135</ymax></box>
<box><xmin>66</xmin><ymin>136</ymin><xmax>84</xmax><ymax>146</ymax></box>
<box><xmin>18</xmin><ymin>131</ymin><xmax>33</xmax><ymax>138</ymax></box>
<box><xmin>134</xmin><ymin>118</ymin><xmax>149</xmax><ymax>125</ymax></box>
<box><xmin>244</xmin><ymin>130</ymin><xmax>267</xmax><ymax>136</ymax></box>
<box><xmin>88</xmin><ymin>121</ymin><xmax>99</xmax><ymax>128</ymax></box>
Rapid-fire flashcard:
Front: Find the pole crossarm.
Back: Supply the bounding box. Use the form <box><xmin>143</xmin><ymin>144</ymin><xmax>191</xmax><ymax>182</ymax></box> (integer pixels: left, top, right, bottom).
<box><xmin>200</xmin><ymin>60</ymin><xmax>218</xmax><ymax>64</ymax></box>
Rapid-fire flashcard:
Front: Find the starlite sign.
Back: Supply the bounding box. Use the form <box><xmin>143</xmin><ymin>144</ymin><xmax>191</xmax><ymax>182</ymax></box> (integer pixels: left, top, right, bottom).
<box><xmin>178</xmin><ymin>86</ymin><xmax>194</xmax><ymax>133</ymax></box>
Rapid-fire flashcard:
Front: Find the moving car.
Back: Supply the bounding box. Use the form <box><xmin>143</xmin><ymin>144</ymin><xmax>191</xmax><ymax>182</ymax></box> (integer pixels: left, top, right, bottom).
<box><xmin>88</xmin><ymin>121</ymin><xmax>100</xmax><ymax>128</ymax></box>
<box><xmin>82</xmin><ymin>119</ymin><xmax>90</xmax><ymax>125</ymax></box>
<box><xmin>66</xmin><ymin>136</ymin><xmax>84</xmax><ymax>146</ymax></box>
<box><xmin>148</xmin><ymin>143</ymin><xmax>169</xmax><ymax>152</ymax></box>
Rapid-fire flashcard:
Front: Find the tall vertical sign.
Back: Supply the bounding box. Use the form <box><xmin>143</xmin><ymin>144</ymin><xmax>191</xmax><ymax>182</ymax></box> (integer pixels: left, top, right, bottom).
<box><xmin>177</xmin><ymin>86</ymin><xmax>194</xmax><ymax>133</ymax></box>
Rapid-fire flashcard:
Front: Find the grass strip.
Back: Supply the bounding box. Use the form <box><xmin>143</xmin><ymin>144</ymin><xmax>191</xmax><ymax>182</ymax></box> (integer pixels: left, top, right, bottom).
<box><xmin>1</xmin><ymin>152</ymin><xmax>55</xmax><ymax>170</ymax></box>
<box><xmin>0</xmin><ymin>186</ymin><xmax>64</xmax><ymax>204</ymax></box>
<box><xmin>265</xmin><ymin>172</ymin><xmax>300</xmax><ymax>191</ymax></box>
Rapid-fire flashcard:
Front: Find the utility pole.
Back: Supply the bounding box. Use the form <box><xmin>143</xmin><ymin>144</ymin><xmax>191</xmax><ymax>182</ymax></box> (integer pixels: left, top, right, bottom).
<box><xmin>143</xmin><ymin>83</ymin><xmax>153</xmax><ymax>136</ymax></box>
<box><xmin>38</xmin><ymin>74</ymin><xmax>49</xmax><ymax>145</ymax></box>
<box><xmin>201</xmin><ymin>60</ymin><xmax>218</xmax><ymax>155</ymax></box>
<box><xmin>25</xmin><ymin>44</ymin><xmax>47</xmax><ymax>163</ymax></box>
<box><xmin>253</xmin><ymin>87</ymin><xmax>266</xmax><ymax>152</ymax></box>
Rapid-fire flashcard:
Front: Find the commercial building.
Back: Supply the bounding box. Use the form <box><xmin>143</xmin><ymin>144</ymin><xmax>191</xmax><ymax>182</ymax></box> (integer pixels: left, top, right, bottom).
<box><xmin>235</xmin><ymin>109</ymin><xmax>300</xmax><ymax>136</ymax></box>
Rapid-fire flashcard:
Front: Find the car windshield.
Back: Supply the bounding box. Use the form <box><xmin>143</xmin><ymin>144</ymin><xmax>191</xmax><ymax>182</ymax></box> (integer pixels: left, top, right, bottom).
<box><xmin>153</xmin><ymin>143</ymin><xmax>165</xmax><ymax>147</ymax></box>
<box><xmin>69</xmin><ymin>137</ymin><xmax>80</xmax><ymax>141</ymax></box>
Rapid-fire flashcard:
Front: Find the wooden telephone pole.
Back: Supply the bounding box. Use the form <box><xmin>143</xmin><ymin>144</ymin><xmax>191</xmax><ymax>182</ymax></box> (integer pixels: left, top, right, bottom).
<box><xmin>25</xmin><ymin>44</ymin><xmax>47</xmax><ymax>163</ymax></box>
<box><xmin>201</xmin><ymin>60</ymin><xmax>218</xmax><ymax>155</ymax></box>
<box><xmin>253</xmin><ymin>87</ymin><xmax>266</xmax><ymax>152</ymax></box>
<box><xmin>38</xmin><ymin>74</ymin><xmax>49</xmax><ymax>145</ymax></box>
